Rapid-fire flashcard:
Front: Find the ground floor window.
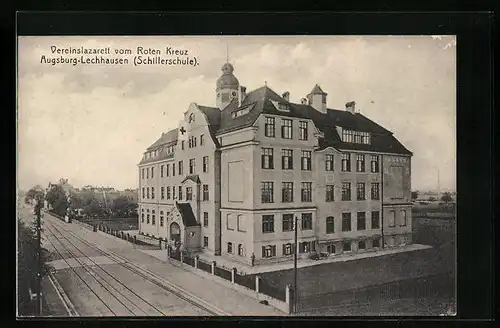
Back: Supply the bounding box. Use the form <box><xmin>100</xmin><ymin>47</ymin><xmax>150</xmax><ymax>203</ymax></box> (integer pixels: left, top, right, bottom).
<box><xmin>262</xmin><ymin>245</ymin><xmax>276</xmax><ymax>258</ymax></box>
<box><xmin>299</xmin><ymin>241</ymin><xmax>315</xmax><ymax>253</ymax></box>
<box><xmin>343</xmin><ymin>241</ymin><xmax>352</xmax><ymax>252</ymax></box>
<box><xmin>358</xmin><ymin>240</ymin><xmax>366</xmax><ymax>250</ymax></box>
<box><xmin>385</xmin><ymin>236</ymin><xmax>395</xmax><ymax>247</ymax></box>
<box><xmin>227</xmin><ymin>242</ymin><xmax>233</xmax><ymax>254</ymax></box>
<box><xmin>238</xmin><ymin>244</ymin><xmax>244</xmax><ymax>256</ymax></box>
<box><xmin>203</xmin><ymin>236</ymin><xmax>208</xmax><ymax>247</ymax></box>
<box><xmin>283</xmin><ymin>243</ymin><xmax>294</xmax><ymax>255</ymax></box>
<box><xmin>327</xmin><ymin>244</ymin><xmax>336</xmax><ymax>254</ymax></box>
<box><xmin>373</xmin><ymin>238</ymin><xmax>381</xmax><ymax>248</ymax></box>
<box><xmin>400</xmin><ymin>236</ymin><xmax>408</xmax><ymax>245</ymax></box>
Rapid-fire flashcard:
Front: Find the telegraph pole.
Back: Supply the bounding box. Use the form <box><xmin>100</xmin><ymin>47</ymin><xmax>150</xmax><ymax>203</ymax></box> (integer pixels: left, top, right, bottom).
<box><xmin>34</xmin><ymin>197</ymin><xmax>42</xmax><ymax>316</ymax></box>
<box><xmin>293</xmin><ymin>215</ymin><xmax>298</xmax><ymax>313</ymax></box>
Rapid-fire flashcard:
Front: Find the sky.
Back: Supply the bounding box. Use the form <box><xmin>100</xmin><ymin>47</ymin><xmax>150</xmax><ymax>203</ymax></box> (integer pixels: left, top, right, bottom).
<box><xmin>17</xmin><ymin>35</ymin><xmax>456</xmax><ymax>192</ymax></box>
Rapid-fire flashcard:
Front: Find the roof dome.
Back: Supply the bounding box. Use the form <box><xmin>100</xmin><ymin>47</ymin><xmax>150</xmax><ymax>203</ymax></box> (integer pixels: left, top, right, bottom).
<box><xmin>216</xmin><ymin>63</ymin><xmax>239</xmax><ymax>90</ymax></box>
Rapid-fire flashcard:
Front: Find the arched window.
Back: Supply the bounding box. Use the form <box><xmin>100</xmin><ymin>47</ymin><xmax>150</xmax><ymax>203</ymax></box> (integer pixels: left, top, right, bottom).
<box><xmin>238</xmin><ymin>244</ymin><xmax>244</xmax><ymax>256</ymax></box>
<box><xmin>327</xmin><ymin>244</ymin><xmax>336</xmax><ymax>254</ymax></box>
<box><xmin>227</xmin><ymin>242</ymin><xmax>233</xmax><ymax>254</ymax></box>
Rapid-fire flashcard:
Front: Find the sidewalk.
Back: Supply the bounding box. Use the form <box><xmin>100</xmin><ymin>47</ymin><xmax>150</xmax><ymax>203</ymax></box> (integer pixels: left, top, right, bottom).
<box><xmin>196</xmin><ymin>244</ymin><xmax>432</xmax><ymax>275</ymax></box>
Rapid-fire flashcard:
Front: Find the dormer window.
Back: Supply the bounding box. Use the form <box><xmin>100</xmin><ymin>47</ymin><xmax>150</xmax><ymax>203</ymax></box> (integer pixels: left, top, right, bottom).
<box><xmin>341</xmin><ymin>129</ymin><xmax>371</xmax><ymax>145</ymax></box>
<box><xmin>232</xmin><ymin>107</ymin><xmax>250</xmax><ymax>118</ymax></box>
<box><xmin>277</xmin><ymin>103</ymin><xmax>290</xmax><ymax>112</ymax></box>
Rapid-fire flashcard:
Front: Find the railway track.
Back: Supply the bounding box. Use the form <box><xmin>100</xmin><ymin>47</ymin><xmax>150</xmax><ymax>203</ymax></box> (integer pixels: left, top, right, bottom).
<box><xmin>43</xmin><ymin>216</ymin><xmax>222</xmax><ymax>316</ymax></box>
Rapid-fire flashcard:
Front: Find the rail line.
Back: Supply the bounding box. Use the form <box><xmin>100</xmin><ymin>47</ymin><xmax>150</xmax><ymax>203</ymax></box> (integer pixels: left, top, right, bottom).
<box><xmin>44</xmin><ymin>214</ymin><xmax>222</xmax><ymax>315</ymax></box>
<box><xmin>44</xmin><ymin>220</ymin><xmax>166</xmax><ymax>316</ymax></box>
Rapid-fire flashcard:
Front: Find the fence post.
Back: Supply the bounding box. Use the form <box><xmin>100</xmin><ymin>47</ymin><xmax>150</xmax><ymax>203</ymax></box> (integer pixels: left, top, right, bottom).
<box><xmin>134</xmin><ymin>235</ymin><xmax>137</xmax><ymax>244</ymax></box>
<box><xmin>255</xmin><ymin>276</ymin><xmax>260</xmax><ymax>293</ymax></box>
<box><xmin>231</xmin><ymin>267</ymin><xmax>236</xmax><ymax>283</ymax></box>
<box><xmin>180</xmin><ymin>251</ymin><xmax>184</xmax><ymax>264</ymax></box>
<box><xmin>286</xmin><ymin>285</ymin><xmax>291</xmax><ymax>314</ymax></box>
<box><xmin>211</xmin><ymin>261</ymin><xmax>216</xmax><ymax>275</ymax></box>
<box><xmin>194</xmin><ymin>255</ymin><xmax>199</xmax><ymax>269</ymax></box>
<box><xmin>93</xmin><ymin>225</ymin><xmax>97</xmax><ymax>232</ymax></box>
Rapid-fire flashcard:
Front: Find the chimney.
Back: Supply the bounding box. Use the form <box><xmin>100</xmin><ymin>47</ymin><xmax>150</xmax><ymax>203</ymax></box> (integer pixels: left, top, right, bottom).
<box><xmin>345</xmin><ymin>101</ymin><xmax>356</xmax><ymax>114</ymax></box>
<box><xmin>282</xmin><ymin>91</ymin><xmax>290</xmax><ymax>102</ymax></box>
<box><xmin>300</xmin><ymin>98</ymin><xmax>307</xmax><ymax>104</ymax></box>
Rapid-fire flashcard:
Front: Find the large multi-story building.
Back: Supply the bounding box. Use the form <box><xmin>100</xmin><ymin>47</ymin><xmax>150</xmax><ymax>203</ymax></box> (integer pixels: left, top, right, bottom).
<box><xmin>138</xmin><ymin>62</ymin><xmax>412</xmax><ymax>266</ymax></box>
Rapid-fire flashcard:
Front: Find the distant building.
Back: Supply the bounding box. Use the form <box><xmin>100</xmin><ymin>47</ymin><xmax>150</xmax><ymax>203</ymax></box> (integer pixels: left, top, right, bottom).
<box><xmin>137</xmin><ymin>62</ymin><xmax>413</xmax><ymax>266</ymax></box>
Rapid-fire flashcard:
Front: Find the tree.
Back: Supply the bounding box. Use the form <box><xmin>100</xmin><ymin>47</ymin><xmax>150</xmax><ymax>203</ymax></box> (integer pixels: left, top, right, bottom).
<box><xmin>111</xmin><ymin>196</ymin><xmax>138</xmax><ymax>218</ymax></box>
<box><xmin>441</xmin><ymin>192</ymin><xmax>453</xmax><ymax>204</ymax></box>
<box><xmin>411</xmin><ymin>191</ymin><xmax>419</xmax><ymax>201</ymax></box>
<box><xmin>82</xmin><ymin>198</ymin><xmax>107</xmax><ymax>219</ymax></box>
<box><xmin>17</xmin><ymin>218</ymin><xmax>50</xmax><ymax>316</ymax></box>
<box><xmin>45</xmin><ymin>184</ymin><xmax>68</xmax><ymax>217</ymax></box>
<box><xmin>25</xmin><ymin>185</ymin><xmax>44</xmax><ymax>204</ymax></box>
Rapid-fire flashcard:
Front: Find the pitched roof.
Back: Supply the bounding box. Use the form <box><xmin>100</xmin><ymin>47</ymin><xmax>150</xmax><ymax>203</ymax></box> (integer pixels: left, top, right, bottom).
<box><xmin>198</xmin><ymin>105</ymin><xmax>221</xmax><ymax>147</ymax></box>
<box><xmin>308</xmin><ymin>84</ymin><xmax>327</xmax><ymax>95</ymax></box>
<box><xmin>147</xmin><ymin>128</ymin><xmax>178</xmax><ymax>150</ymax></box>
<box><xmin>175</xmin><ymin>202</ymin><xmax>200</xmax><ymax>227</ymax></box>
<box><xmin>181</xmin><ymin>175</ymin><xmax>201</xmax><ymax>184</ymax></box>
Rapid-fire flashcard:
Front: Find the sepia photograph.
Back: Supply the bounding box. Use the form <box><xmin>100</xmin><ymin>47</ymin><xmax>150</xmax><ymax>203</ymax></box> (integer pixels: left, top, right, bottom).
<box><xmin>17</xmin><ymin>35</ymin><xmax>457</xmax><ymax>317</ymax></box>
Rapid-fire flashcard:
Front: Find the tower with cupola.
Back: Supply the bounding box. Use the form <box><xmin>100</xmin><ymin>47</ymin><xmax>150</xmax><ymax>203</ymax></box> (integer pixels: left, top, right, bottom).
<box><xmin>216</xmin><ymin>63</ymin><xmax>240</xmax><ymax>110</ymax></box>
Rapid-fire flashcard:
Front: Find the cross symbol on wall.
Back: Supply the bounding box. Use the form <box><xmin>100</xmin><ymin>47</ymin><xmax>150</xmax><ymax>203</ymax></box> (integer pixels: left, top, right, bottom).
<box><xmin>180</xmin><ymin>127</ymin><xmax>186</xmax><ymax>135</ymax></box>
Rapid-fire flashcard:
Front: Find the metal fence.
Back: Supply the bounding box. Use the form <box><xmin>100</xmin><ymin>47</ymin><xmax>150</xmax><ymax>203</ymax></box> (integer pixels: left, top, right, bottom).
<box><xmin>214</xmin><ymin>266</ymin><xmax>232</xmax><ymax>281</ymax></box>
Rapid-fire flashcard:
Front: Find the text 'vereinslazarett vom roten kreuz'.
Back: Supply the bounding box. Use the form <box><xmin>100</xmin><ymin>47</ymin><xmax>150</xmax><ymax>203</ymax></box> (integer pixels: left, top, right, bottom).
<box><xmin>50</xmin><ymin>46</ymin><xmax>111</xmax><ymax>55</ymax></box>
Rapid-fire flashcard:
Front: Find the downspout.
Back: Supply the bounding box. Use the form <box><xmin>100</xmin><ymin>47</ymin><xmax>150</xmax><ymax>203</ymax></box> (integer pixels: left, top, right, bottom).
<box><xmin>381</xmin><ymin>155</ymin><xmax>385</xmax><ymax>249</ymax></box>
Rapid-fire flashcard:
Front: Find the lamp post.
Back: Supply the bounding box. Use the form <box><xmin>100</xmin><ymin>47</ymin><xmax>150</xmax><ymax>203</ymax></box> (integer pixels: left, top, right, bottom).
<box><xmin>293</xmin><ymin>215</ymin><xmax>298</xmax><ymax>314</ymax></box>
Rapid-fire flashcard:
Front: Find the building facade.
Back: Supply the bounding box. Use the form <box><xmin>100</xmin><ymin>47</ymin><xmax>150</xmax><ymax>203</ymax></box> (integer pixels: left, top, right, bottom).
<box><xmin>138</xmin><ymin>62</ymin><xmax>412</xmax><ymax>266</ymax></box>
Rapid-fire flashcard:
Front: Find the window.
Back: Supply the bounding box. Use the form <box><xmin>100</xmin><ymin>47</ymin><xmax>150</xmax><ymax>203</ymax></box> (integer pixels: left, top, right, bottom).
<box><xmin>166</xmin><ymin>164</ymin><xmax>170</xmax><ymax>177</ymax></box>
<box><xmin>151</xmin><ymin>187</ymin><xmax>155</xmax><ymax>199</ymax></box>
<box><xmin>357</xmin><ymin>212</ymin><xmax>366</xmax><ymax>230</ymax></box>
<box><xmin>371</xmin><ymin>155</ymin><xmax>380</xmax><ymax>173</ymax></box>
<box><xmin>188</xmin><ymin>138</ymin><xmax>191</xmax><ymax>148</ymax></box>
<box><xmin>203</xmin><ymin>212</ymin><xmax>208</xmax><ymax>227</ymax></box>
<box><xmin>227</xmin><ymin>242</ymin><xmax>233</xmax><ymax>254</ymax></box>
<box><xmin>172</xmin><ymin>186</ymin><xmax>176</xmax><ymax>199</ymax></box>
<box><xmin>283</xmin><ymin>243</ymin><xmax>294</xmax><ymax>256</ymax></box>
<box><xmin>152</xmin><ymin>210</ymin><xmax>155</xmax><ymax>225</ymax></box>
<box><xmin>281</xmin><ymin>119</ymin><xmax>292</xmax><ymax>139</ymax></box>
<box><xmin>301</xmin><ymin>213</ymin><xmax>313</xmax><ymax>230</ymax></box>
<box><xmin>189</xmin><ymin>159</ymin><xmax>195</xmax><ymax>174</ymax></box>
<box><xmin>161</xmin><ymin>165</ymin><xmax>164</xmax><ymax>178</ymax></box>
<box><xmin>146</xmin><ymin>187</ymin><xmax>150</xmax><ymax>199</ymax></box>
<box><xmin>343</xmin><ymin>241</ymin><xmax>352</xmax><ymax>252</ymax></box>
<box><xmin>238</xmin><ymin>244</ymin><xmax>244</xmax><ymax>256</ymax></box>
<box><xmin>161</xmin><ymin>187</ymin><xmax>165</xmax><ymax>200</ymax></box>
<box><xmin>203</xmin><ymin>156</ymin><xmax>209</xmax><ymax>173</ymax></box>
<box><xmin>388</xmin><ymin>211</ymin><xmax>396</xmax><ymax>227</ymax></box>
<box><xmin>182</xmin><ymin>140</ymin><xmax>187</xmax><ymax>149</ymax></box>
<box><xmin>282</xmin><ymin>182</ymin><xmax>294</xmax><ymax>202</ymax></box>
<box><xmin>299</xmin><ymin>241</ymin><xmax>314</xmax><ymax>253</ymax></box>
<box><xmin>400</xmin><ymin>210</ymin><xmax>407</xmax><ymax>226</ymax></box>
<box><xmin>371</xmin><ymin>211</ymin><xmax>380</xmax><ymax>229</ymax></box>
<box><xmin>203</xmin><ymin>184</ymin><xmax>209</xmax><ymax>201</ymax></box>
<box><xmin>160</xmin><ymin>212</ymin><xmax>164</xmax><ymax>226</ymax></box>
<box><xmin>141</xmin><ymin>213</ymin><xmax>145</xmax><ymax>222</ymax></box>
<box><xmin>325</xmin><ymin>154</ymin><xmax>334</xmax><ymax>171</ymax></box>
<box><xmin>327</xmin><ymin>244</ymin><xmax>336</xmax><ymax>254</ymax></box>
<box><xmin>342</xmin><ymin>213</ymin><xmax>351</xmax><ymax>231</ymax></box>
<box><xmin>301</xmin><ymin>182</ymin><xmax>312</xmax><ymax>202</ymax></box>
<box><xmin>341</xmin><ymin>153</ymin><xmax>351</xmax><ymax>172</ymax></box>
<box><xmin>261</xmin><ymin>148</ymin><xmax>274</xmax><ymax>169</ymax></box>
<box><xmin>200</xmin><ymin>134</ymin><xmax>204</xmax><ymax>146</ymax></box>
<box><xmin>146</xmin><ymin>167</ymin><xmax>149</xmax><ymax>179</ymax></box>
<box><xmin>142</xmin><ymin>168</ymin><xmax>145</xmax><ymax>180</ymax></box>
<box><xmin>262</xmin><ymin>245</ymin><xmax>276</xmax><ymax>258</ymax></box>
<box><xmin>358</xmin><ymin>240</ymin><xmax>366</xmax><ymax>250</ymax></box>
<box><xmin>151</xmin><ymin>167</ymin><xmax>154</xmax><ymax>179</ymax></box>
<box><xmin>342</xmin><ymin>130</ymin><xmax>371</xmax><ymax>145</ymax></box>
<box><xmin>265</xmin><ymin>117</ymin><xmax>275</xmax><ymax>137</ymax></box>
<box><xmin>356</xmin><ymin>154</ymin><xmax>365</xmax><ymax>172</ymax></box>
<box><xmin>142</xmin><ymin>188</ymin><xmax>145</xmax><ymax>199</ymax></box>
<box><xmin>147</xmin><ymin>213</ymin><xmax>150</xmax><ymax>224</ymax></box>
<box><xmin>371</xmin><ymin>183</ymin><xmax>380</xmax><ymax>200</ymax></box>
<box><xmin>178</xmin><ymin>186</ymin><xmax>183</xmax><ymax>200</ymax></box>
<box><xmin>301</xmin><ymin>151</ymin><xmax>312</xmax><ymax>171</ymax></box>
<box><xmin>166</xmin><ymin>186</ymin><xmax>171</xmax><ymax>200</ymax></box>
<box><xmin>326</xmin><ymin>185</ymin><xmax>335</xmax><ymax>202</ymax></box>
<box><xmin>262</xmin><ymin>215</ymin><xmax>275</xmax><ymax>233</ymax></box>
<box><xmin>186</xmin><ymin>187</ymin><xmax>193</xmax><ymax>201</ymax></box>
<box><xmin>373</xmin><ymin>238</ymin><xmax>380</xmax><ymax>248</ymax></box>
<box><xmin>178</xmin><ymin>161</ymin><xmax>183</xmax><ymax>175</ymax></box>
<box><xmin>281</xmin><ymin>149</ymin><xmax>293</xmax><ymax>170</ymax></box>
<box><xmin>282</xmin><ymin>214</ymin><xmax>294</xmax><ymax>232</ymax></box>
<box><xmin>326</xmin><ymin>216</ymin><xmax>335</xmax><ymax>234</ymax></box>
<box><xmin>299</xmin><ymin>121</ymin><xmax>308</xmax><ymax>140</ymax></box>
<box><xmin>261</xmin><ymin>182</ymin><xmax>274</xmax><ymax>203</ymax></box>
<box><xmin>203</xmin><ymin>236</ymin><xmax>208</xmax><ymax>247</ymax></box>
<box><xmin>342</xmin><ymin>182</ymin><xmax>351</xmax><ymax>201</ymax></box>
<box><xmin>357</xmin><ymin>182</ymin><xmax>366</xmax><ymax>200</ymax></box>
<box><xmin>172</xmin><ymin>163</ymin><xmax>175</xmax><ymax>176</ymax></box>
<box><xmin>237</xmin><ymin>215</ymin><xmax>246</xmax><ymax>232</ymax></box>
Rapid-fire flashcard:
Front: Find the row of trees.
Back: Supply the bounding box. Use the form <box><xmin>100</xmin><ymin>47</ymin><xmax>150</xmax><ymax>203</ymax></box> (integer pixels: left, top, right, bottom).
<box><xmin>412</xmin><ymin>191</ymin><xmax>454</xmax><ymax>203</ymax></box>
